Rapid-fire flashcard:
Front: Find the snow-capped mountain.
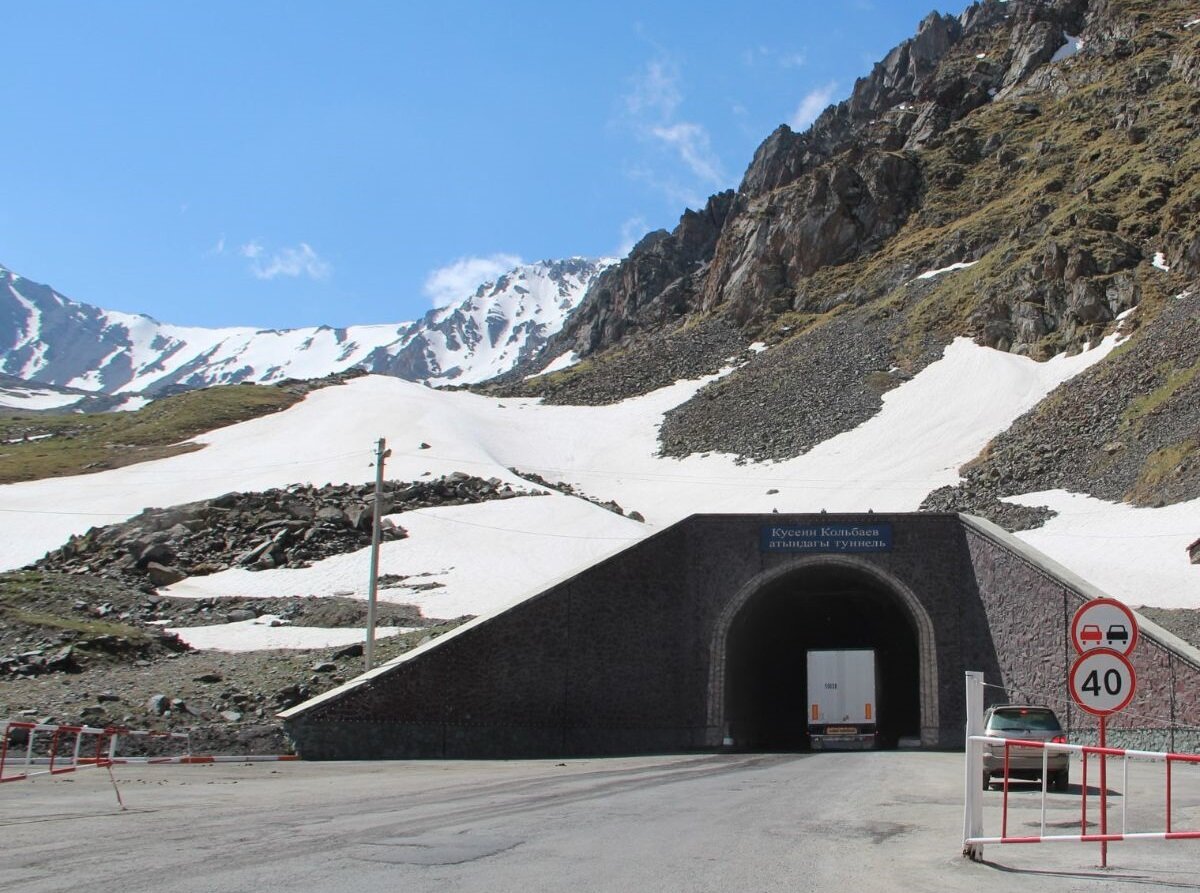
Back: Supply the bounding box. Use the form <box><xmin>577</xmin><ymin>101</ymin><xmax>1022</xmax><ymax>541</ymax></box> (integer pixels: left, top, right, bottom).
<box><xmin>367</xmin><ymin>258</ymin><xmax>612</xmax><ymax>383</ymax></box>
<box><xmin>0</xmin><ymin>257</ymin><xmax>611</xmax><ymax>398</ymax></box>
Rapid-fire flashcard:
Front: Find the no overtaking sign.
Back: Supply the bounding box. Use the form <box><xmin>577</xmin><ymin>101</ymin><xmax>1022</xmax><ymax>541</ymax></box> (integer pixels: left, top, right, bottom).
<box><xmin>1070</xmin><ymin>597</ymin><xmax>1139</xmax><ymax>656</ymax></box>
<box><xmin>1068</xmin><ymin>598</ymin><xmax>1139</xmax><ymax>717</ymax></box>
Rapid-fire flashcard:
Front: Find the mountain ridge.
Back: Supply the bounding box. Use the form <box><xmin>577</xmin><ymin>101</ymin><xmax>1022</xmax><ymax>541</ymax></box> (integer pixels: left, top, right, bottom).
<box><xmin>0</xmin><ymin>257</ymin><xmax>611</xmax><ymax>403</ymax></box>
<box><xmin>490</xmin><ymin>0</ymin><xmax>1199</xmax><ymax>519</ymax></box>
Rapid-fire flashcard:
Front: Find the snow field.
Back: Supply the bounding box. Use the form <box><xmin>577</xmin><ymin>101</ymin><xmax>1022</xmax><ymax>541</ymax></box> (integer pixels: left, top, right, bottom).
<box><xmin>1005</xmin><ymin>490</ymin><xmax>1200</xmax><ymax>608</ymax></box>
<box><xmin>1</xmin><ymin>330</ymin><xmax>1196</xmax><ymax>649</ymax></box>
<box><xmin>164</xmin><ymin>614</ymin><xmax>415</xmax><ymax>652</ymax></box>
<box><xmin>0</xmin><ymin>387</ymin><xmax>81</xmax><ymax>410</ymax></box>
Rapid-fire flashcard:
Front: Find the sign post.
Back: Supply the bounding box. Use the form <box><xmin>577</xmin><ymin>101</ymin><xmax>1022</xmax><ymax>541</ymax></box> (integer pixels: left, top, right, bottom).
<box><xmin>1069</xmin><ymin>598</ymin><xmax>1139</xmax><ymax>868</ymax></box>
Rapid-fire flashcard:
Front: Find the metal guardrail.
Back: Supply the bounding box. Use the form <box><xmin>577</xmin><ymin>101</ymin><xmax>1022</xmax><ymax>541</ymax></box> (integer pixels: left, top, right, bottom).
<box><xmin>0</xmin><ymin>720</ymin><xmax>191</xmax><ymax>784</ymax></box>
<box><xmin>966</xmin><ymin>736</ymin><xmax>1200</xmax><ymax>845</ymax></box>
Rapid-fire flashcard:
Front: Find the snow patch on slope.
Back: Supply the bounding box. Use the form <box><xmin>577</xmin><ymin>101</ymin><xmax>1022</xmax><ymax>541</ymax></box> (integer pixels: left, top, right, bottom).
<box><xmin>915</xmin><ymin>261</ymin><xmax>977</xmax><ymax>281</ymax></box>
<box><xmin>1050</xmin><ymin>33</ymin><xmax>1083</xmax><ymax>63</ymax></box>
<box><xmin>167</xmin><ymin>615</ymin><xmax>413</xmax><ymax>652</ymax></box>
<box><xmin>0</xmin><ymin>386</ymin><xmax>81</xmax><ymax>410</ymax></box>
<box><xmin>1006</xmin><ymin>491</ymin><xmax>1199</xmax><ymax>608</ymax></box>
<box><xmin>527</xmin><ymin>350</ymin><xmax>579</xmax><ymax>378</ymax></box>
<box><xmin>4</xmin><ymin>325</ymin><xmax>1187</xmax><ymax>647</ymax></box>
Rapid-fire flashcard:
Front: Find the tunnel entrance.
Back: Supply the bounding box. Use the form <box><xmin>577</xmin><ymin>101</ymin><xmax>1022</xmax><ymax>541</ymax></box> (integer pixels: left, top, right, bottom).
<box><xmin>724</xmin><ymin>564</ymin><xmax>921</xmax><ymax>750</ymax></box>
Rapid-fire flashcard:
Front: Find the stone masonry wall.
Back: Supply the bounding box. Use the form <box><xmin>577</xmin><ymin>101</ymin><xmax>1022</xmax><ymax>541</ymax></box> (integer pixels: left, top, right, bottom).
<box><xmin>964</xmin><ymin>520</ymin><xmax>1200</xmax><ymax>753</ymax></box>
<box><xmin>284</xmin><ymin>513</ymin><xmax>998</xmax><ymax>758</ymax></box>
<box><xmin>284</xmin><ymin>513</ymin><xmax>1200</xmax><ymax>759</ymax></box>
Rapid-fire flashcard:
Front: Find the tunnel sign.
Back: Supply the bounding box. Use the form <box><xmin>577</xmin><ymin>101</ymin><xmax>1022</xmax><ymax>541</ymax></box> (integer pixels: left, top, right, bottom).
<box><xmin>1070</xmin><ymin>597</ymin><xmax>1138</xmax><ymax>656</ymax></box>
<box><xmin>761</xmin><ymin>523</ymin><xmax>893</xmax><ymax>553</ymax></box>
<box><xmin>1069</xmin><ymin>648</ymin><xmax>1136</xmax><ymax>717</ymax></box>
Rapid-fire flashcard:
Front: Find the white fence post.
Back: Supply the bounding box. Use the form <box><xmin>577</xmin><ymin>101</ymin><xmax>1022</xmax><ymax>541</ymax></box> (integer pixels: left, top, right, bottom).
<box><xmin>962</xmin><ymin>670</ymin><xmax>985</xmax><ymax>860</ymax></box>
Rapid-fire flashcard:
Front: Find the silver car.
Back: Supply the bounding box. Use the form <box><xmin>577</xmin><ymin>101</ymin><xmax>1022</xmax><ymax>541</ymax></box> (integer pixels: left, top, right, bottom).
<box><xmin>982</xmin><ymin>705</ymin><xmax>1069</xmax><ymax>791</ymax></box>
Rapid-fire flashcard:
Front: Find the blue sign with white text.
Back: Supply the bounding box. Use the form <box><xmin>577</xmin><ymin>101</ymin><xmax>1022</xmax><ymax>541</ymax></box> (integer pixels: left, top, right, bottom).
<box><xmin>760</xmin><ymin>523</ymin><xmax>893</xmax><ymax>553</ymax></box>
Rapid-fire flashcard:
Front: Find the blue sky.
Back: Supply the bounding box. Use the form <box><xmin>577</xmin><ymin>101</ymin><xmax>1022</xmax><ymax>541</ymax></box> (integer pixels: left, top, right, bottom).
<box><xmin>2</xmin><ymin>1</ymin><xmax>970</xmax><ymax>329</ymax></box>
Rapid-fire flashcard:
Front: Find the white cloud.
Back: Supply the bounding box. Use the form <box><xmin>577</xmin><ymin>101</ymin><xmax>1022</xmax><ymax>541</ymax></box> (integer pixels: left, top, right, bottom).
<box><xmin>624</xmin><ymin>59</ymin><xmax>681</xmax><ymax>120</ymax></box>
<box><xmin>743</xmin><ymin>46</ymin><xmax>806</xmax><ymax>69</ymax></box>
<box><xmin>624</xmin><ymin>163</ymin><xmax>705</xmax><ymax>211</ymax></box>
<box><xmin>622</xmin><ymin>57</ymin><xmax>725</xmax><ymax>195</ymax></box>
<box><xmin>248</xmin><ymin>243</ymin><xmax>332</xmax><ymax>281</ymax></box>
<box><xmin>649</xmin><ymin>122</ymin><xmax>722</xmax><ymax>185</ymax></box>
<box><xmin>790</xmin><ymin>81</ymin><xmax>839</xmax><ymax>131</ymax></box>
<box><xmin>423</xmin><ymin>253</ymin><xmax>523</xmax><ymax>309</ymax></box>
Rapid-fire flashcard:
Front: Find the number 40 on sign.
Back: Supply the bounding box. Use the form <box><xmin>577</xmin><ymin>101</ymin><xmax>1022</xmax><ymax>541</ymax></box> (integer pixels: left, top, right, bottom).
<box><xmin>1069</xmin><ymin>648</ymin><xmax>1136</xmax><ymax>716</ymax></box>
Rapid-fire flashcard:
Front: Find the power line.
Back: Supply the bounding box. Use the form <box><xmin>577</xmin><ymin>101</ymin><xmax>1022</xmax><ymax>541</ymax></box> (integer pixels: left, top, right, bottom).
<box><xmin>90</xmin><ymin>448</ymin><xmax>372</xmax><ymax>477</ymax></box>
<box><xmin>404</xmin><ymin>507</ymin><xmax>642</xmax><ymax>542</ymax></box>
<box><xmin>0</xmin><ymin>507</ymin><xmax>133</xmax><ymax>517</ymax></box>
<box><xmin>981</xmin><ymin>681</ymin><xmax>1200</xmax><ymax>732</ymax></box>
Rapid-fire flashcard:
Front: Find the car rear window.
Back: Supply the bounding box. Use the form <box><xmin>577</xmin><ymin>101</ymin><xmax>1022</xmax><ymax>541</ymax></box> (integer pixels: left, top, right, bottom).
<box><xmin>987</xmin><ymin>708</ymin><xmax>1062</xmax><ymax>732</ymax></box>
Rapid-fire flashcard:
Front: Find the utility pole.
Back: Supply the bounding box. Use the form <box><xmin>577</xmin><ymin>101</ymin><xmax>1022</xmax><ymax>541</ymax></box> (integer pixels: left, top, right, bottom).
<box><xmin>365</xmin><ymin>437</ymin><xmax>391</xmax><ymax>671</ymax></box>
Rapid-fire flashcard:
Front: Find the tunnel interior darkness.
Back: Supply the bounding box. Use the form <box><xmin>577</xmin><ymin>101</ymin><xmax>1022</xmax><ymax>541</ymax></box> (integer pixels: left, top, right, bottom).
<box><xmin>725</xmin><ymin>566</ymin><xmax>921</xmax><ymax>750</ymax></box>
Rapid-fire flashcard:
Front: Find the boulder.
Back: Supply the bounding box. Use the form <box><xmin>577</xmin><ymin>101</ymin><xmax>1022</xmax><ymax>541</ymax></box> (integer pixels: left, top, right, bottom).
<box><xmin>45</xmin><ymin>646</ymin><xmax>78</xmax><ymax>673</ymax></box>
<box><xmin>145</xmin><ymin>562</ymin><xmax>186</xmax><ymax>587</ymax></box>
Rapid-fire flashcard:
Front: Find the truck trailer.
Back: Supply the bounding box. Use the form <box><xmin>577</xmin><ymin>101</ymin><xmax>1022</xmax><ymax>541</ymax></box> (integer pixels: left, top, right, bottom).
<box><xmin>806</xmin><ymin>649</ymin><xmax>877</xmax><ymax>750</ymax></box>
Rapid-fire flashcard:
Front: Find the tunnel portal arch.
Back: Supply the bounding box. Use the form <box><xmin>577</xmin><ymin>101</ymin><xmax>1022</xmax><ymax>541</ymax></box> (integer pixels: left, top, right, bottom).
<box><xmin>708</xmin><ymin>556</ymin><xmax>939</xmax><ymax>749</ymax></box>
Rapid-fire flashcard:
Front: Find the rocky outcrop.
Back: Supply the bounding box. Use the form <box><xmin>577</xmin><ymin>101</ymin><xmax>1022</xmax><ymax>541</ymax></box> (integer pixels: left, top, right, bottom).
<box><xmin>924</xmin><ymin>291</ymin><xmax>1200</xmax><ymax>515</ymax></box>
<box><xmin>701</xmin><ymin>150</ymin><xmax>923</xmax><ymax>328</ymax></box>
<box><xmin>658</xmin><ymin>312</ymin><xmax>942</xmax><ymax>462</ymax></box>
<box><xmin>518</xmin><ymin>0</ymin><xmax>1098</xmax><ymax>380</ymax></box>
<box><xmin>33</xmin><ymin>474</ymin><xmax>539</xmax><ymax>587</ymax></box>
<box><xmin>971</xmin><ymin>235</ymin><xmax>1142</xmax><ymax>354</ymax></box>
<box><xmin>541</xmin><ymin>193</ymin><xmax>735</xmax><ymax>363</ymax></box>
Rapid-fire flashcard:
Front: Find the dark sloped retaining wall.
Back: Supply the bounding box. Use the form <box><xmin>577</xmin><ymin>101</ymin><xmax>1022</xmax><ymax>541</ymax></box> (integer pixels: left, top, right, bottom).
<box><xmin>963</xmin><ymin>516</ymin><xmax>1200</xmax><ymax>753</ymax></box>
<box><xmin>282</xmin><ymin>513</ymin><xmax>1200</xmax><ymax>758</ymax></box>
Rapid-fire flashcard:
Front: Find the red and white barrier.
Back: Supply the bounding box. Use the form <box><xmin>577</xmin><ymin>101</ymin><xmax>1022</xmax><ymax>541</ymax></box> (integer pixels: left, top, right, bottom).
<box><xmin>966</xmin><ymin>737</ymin><xmax>1200</xmax><ymax>846</ymax></box>
<box><xmin>1</xmin><ymin>720</ymin><xmax>192</xmax><ymax>782</ymax></box>
<box><xmin>962</xmin><ymin>672</ymin><xmax>1200</xmax><ymax>862</ymax></box>
<box><xmin>2</xmin><ymin>719</ymin><xmax>296</xmax><ymax>784</ymax></box>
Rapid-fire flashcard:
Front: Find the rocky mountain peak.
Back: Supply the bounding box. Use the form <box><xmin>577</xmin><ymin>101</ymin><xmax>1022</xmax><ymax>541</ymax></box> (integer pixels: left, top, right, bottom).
<box><xmin>519</xmin><ymin>0</ymin><xmax>1183</xmax><ymax>376</ymax></box>
<box><xmin>0</xmin><ymin>257</ymin><xmax>611</xmax><ymax>402</ymax></box>
<box><xmin>492</xmin><ymin>0</ymin><xmax>1199</xmax><ymax>517</ymax></box>
<box><xmin>536</xmin><ymin>192</ymin><xmax>734</xmax><ymax>358</ymax></box>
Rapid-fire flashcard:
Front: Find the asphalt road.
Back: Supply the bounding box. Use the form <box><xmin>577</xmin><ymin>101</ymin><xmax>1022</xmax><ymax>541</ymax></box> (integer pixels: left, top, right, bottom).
<box><xmin>2</xmin><ymin>752</ymin><xmax>1199</xmax><ymax>892</ymax></box>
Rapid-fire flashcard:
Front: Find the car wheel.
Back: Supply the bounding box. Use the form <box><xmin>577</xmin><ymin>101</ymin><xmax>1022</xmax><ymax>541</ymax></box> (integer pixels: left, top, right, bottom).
<box><xmin>1050</xmin><ymin>769</ymin><xmax>1069</xmax><ymax>792</ymax></box>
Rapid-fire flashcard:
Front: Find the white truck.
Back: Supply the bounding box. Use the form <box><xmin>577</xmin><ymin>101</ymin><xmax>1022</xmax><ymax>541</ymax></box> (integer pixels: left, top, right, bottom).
<box><xmin>807</xmin><ymin>649</ymin><xmax>878</xmax><ymax>750</ymax></box>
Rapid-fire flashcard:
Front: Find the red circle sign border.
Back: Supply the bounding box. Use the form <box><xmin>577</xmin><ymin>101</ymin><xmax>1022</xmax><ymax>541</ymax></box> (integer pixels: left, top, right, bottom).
<box><xmin>1070</xmin><ymin>597</ymin><xmax>1139</xmax><ymax>656</ymax></box>
<box><xmin>1069</xmin><ymin>648</ymin><xmax>1137</xmax><ymax>717</ymax></box>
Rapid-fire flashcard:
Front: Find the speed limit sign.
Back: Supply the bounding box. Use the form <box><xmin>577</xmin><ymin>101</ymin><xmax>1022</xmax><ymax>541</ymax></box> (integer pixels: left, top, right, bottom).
<box><xmin>1069</xmin><ymin>648</ymin><xmax>1136</xmax><ymax>716</ymax></box>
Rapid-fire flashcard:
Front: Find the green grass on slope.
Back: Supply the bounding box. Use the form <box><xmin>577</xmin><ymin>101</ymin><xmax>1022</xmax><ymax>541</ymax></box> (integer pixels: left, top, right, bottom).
<box><xmin>0</xmin><ymin>384</ymin><xmax>302</xmax><ymax>485</ymax></box>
